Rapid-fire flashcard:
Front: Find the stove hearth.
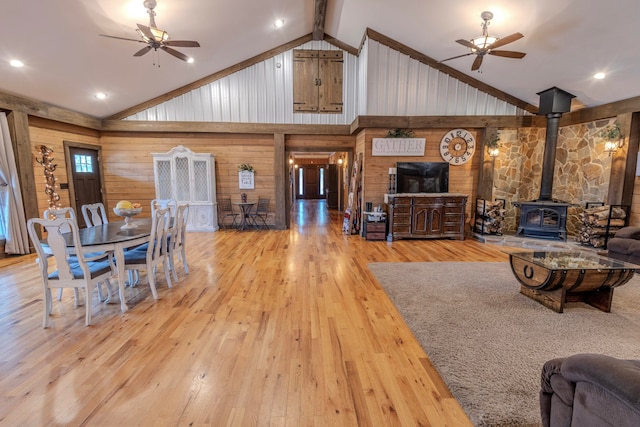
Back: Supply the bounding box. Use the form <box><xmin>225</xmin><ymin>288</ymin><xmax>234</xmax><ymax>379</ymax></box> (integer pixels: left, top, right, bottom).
<box><xmin>514</xmin><ymin>200</ymin><xmax>569</xmax><ymax>241</ymax></box>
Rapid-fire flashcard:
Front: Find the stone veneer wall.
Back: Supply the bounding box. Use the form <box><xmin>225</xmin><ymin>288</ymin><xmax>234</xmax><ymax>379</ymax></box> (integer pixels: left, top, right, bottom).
<box><xmin>491</xmin><ymin>119</ymin><xmax>617</xmax><ymax>237</ymax></box>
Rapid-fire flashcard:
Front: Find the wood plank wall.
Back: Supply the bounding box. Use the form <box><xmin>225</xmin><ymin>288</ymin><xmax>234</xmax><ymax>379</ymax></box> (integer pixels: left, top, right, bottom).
<box><xmin>358</xmin><ymin>128</ymin><xmax>480</xmax><ymax>228</ymax></box>
<box><xmin>29</xmin><ymin>126</ymin><xmax>100</xmax><ymax>218</ymax></box>
<box><xmin>99</xmin><ymin>134</ymin><xmax>276</xmax><ymax>221</ymax></box>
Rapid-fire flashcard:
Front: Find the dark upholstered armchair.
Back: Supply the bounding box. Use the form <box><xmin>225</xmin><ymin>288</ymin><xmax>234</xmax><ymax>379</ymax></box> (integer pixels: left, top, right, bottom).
<box><xmin>540</xmin><ymin>353</ymin><xmax>640</xmax><ymax>427</ymax></box>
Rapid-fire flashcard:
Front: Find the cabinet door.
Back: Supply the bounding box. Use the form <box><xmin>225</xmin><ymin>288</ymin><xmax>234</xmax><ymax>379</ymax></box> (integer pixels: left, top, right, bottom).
<box><xmin>293</xmin><ymin>50</ymin><xmax>319</xmax><ymax>112</ymax></box>
<box><xmin>155</xmin><ymin>159</ymin><xmax>173</xmax><ymax>199</ymax></box>
<box><xmin>192</xmin><ymin>159</ymin><xmax>210</xmax><ymax>202</ymax></box>
<box><xmin>318</xmin><ymin>51</ymin><xmax>343</xmax><ymax>113</ymax></box>
<box><xmin>411</xmin><ymin>206</ymin><xmax>443</xmax><ymax>235</ymax></box>
<box><xmin>175</xmin><ymin>156</ymin><xmax>191</xmax><ymax>201</ymax></box>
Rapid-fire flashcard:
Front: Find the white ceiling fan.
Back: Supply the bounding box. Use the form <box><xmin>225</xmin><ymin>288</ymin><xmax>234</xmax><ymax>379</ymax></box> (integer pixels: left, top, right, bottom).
<box><xmin>100</xmin><ymin>0</ymin><xmax>200</xmax><ymax>63</ymax></box>
<box><xmin>439</xmin><ymin>11</ymin><xmax>526</xmax><ymax>71</ymax></box>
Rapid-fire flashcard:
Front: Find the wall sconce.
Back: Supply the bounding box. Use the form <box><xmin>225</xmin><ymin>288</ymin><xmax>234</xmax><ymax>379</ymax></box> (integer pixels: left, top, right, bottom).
<box><xmin>487</xmin><ymin>147</ymin><xmax>500</xmax><ymax>158</ymax></box>
<box><xmin>294</xmin><ymin>164</ymin><xmax>298</xmax><ymax>169</ymax></box>
<box><xmin>289</xmin><ymin>157</ymin><xmax>294</xmax><ymax>165</ymax></box>
<box><xmin>338</xmin><ymin>156</ymin><xmax>343</xmax><ymax>165</ymax></box>
<box><xmin>604</xmin><ymin>139</ymin><xmax>624</xmax><ymax>155</ymax></box>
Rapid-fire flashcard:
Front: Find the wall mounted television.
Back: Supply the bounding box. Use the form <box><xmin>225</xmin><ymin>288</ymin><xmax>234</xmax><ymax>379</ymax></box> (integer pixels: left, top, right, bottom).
<box><xmin>395</xmin><ymin>162</ymin><xmax>449</xmax><ymax>193</ymax></box>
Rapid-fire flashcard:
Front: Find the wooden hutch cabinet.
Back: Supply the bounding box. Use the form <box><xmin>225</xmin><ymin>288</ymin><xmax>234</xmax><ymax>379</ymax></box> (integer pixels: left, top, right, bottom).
<box><xmin>386</xmin><ymin>193</ymin><xmax>467</xmax><ymax>241</ymax></box>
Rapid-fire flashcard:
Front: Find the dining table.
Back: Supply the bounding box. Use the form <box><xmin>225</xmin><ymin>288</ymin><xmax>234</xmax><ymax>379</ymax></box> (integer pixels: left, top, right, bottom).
<box><xmin>61</xmin><ymin>218</ymin><xmax>153</xmax><ymax>313</ymax></box>
<box><xmin>233</xmin><ymin>201</ymin><xmax>257</xmax><ymax>230</ymax></box>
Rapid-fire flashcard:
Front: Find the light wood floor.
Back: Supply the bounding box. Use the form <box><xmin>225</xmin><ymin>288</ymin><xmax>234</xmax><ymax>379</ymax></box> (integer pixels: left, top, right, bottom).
<box><xmin>0</xmin><ymin>200</ymin><xmax>509</xmax><ymax>426</ymax></box>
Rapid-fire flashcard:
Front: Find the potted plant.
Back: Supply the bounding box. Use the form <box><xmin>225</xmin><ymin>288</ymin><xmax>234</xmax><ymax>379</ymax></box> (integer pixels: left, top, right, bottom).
<box><xmin>385</xmin><ymin>128</ymin><xmax>415</xmax><ymax>138</ymax></box>
<box><xmin>599</xmin><ymin>123</ymin><xmax>624</xmax><ymax>140</ymax></box>
<box><xmin>237</xmin><ymin>163</ymin><xmax>255</xmax><ymax>172</ymax></box>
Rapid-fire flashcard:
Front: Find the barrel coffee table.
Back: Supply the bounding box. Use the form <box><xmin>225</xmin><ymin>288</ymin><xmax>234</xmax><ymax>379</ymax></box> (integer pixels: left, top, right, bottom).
<box><xmin>509</xmin><ymin>251</ymin><xmax>638</xmax><ymax>313</ymax></box>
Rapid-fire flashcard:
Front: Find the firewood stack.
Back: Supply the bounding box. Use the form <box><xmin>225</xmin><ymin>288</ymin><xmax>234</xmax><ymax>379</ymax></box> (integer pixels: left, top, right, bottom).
<box><xmin>577</xmin><ymin>205</ymin><xmax>627</xmax><ymax>248</ymax></box>
<box><xmin>474</xmin><ymin>199</ymin><xmax>505</xmax><ymax>235</ymax></box>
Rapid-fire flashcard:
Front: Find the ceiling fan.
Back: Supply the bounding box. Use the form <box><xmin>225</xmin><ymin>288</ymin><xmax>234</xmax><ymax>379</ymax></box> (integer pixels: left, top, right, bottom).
<box><xmin>100</xmin><ymin>0</ymin><xmax>200</xmax><ymax>63</ymax></box>
<box><xmin>439</xmin><ymin>11</ymin><xmax>526</xmax><ymax>72</ymax></box>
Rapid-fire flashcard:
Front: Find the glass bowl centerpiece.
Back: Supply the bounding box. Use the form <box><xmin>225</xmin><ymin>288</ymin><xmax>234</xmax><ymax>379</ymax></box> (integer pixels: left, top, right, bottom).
<box><xmin>113</xmin><ymin>201</ymin><xmax>142</xmax><ymax>229</ymax></box>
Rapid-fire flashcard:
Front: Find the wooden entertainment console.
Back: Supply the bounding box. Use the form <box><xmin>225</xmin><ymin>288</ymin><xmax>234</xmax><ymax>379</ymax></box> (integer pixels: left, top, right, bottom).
<box><xmin>385</xmin><ymin>193</ymin><xmax>467</xmax><ymax>241</ymax></box>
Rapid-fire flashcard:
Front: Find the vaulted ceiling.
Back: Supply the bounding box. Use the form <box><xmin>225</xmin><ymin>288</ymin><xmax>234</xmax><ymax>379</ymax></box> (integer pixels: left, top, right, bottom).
<box><xmin>1</xmin><ymin>0</ymin><xmax>638</xmax><ymax>119</ymax></box>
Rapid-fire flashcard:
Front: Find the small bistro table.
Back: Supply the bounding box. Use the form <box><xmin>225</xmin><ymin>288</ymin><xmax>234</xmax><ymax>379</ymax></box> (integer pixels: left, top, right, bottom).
<box><xmin>233</xmin><ymin>202</ymin><xmax>257</xmax><ymax>230</ymax></box>
<box><xmin>509</xmin><ymin>250</ymin><xmax>638</xmax><ymax>313</ymax></box>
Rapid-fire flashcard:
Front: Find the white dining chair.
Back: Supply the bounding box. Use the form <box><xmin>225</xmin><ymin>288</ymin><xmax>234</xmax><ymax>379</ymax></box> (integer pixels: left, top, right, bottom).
<box><xmin>168</xmin><ymin>203</ymin><xmax>189</xmax><ymax>282</ymax></box>
<box><xmin>121</xmin><ymin>207</ymin><xmax>173</xmax><ymax>299</ymax></box>
<box><xmin>151</xmin><ymin>198</ymin><xmax>177</xmax><ymax>217</ymax></box>
<box><xmin>27</xmin><ymin>217</ymin><xmax>117</xmax><ymax>327</ymax></box>
<box><xmin>81</xmin><ymin>202</ymin><xmax>109</xmax><ymax>227</ymax></box>
<box><xmin>43</xmin><ymin>206</ymin><xmax>114</xmax><ymax>303</ymax></box>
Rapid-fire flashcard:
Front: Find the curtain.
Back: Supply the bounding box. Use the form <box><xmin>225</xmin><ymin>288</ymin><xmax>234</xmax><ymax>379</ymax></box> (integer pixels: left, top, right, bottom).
<box><xmin>0</xmin><ymin>113</ymin><xmax>29</xmax><ymax>254</ymax></box>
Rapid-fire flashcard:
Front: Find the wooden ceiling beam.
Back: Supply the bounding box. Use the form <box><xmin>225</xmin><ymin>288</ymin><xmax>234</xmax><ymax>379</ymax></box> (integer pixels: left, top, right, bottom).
<box><xmin>313</xmin><ymin>0</ymin><xmax>328</xmax><ymax>41</ymax></box>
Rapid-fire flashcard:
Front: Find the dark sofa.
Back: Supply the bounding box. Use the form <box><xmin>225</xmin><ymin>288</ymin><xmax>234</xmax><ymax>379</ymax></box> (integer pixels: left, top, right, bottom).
<box><xmin>607</xmin><ymin>226</ymin><xmax>640</xmax><ymax>265</ymax></box>
<box><xmin>540</xmin><ymin>353</ymin><xmax>640</xmax><ymax>427</ymax></box>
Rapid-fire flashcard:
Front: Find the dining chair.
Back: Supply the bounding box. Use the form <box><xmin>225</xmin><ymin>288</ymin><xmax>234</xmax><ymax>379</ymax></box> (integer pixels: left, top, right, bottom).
<box><xmin>44</xmin><ymin>206</ymin><xmax>115</xmax><ymax>302</ymax></box>
<box><xmin>27</xmin><ymin>217</ymin><xmax>117</xmax><ymax>327</ymax></box>
<box><xmin>151</xmin><ymin>198</ymin><xmax>177</xmax><ymax>217</ymax></box>
<box><xmin>217</xmin><ymin>197</ymin><xmax>239</xmax><ymax>229</ymax></box>
<box><xmin>168</xmin><ymin>203</ymin><xmax>189</xmax><ymax>282</ymax></box>
<box><xmin>121</xmin><ymin>207</ymin><xmax>173</xmax><ymax>300</ymax></box>
<box><xmin>81</xmin><ymin>202</ymin><xmax>109</xmax><ymax>227</ymax></box>
<box><xmin>250</xmin><ymin>197</ymin><xmax>271</xmax><ymax>229</ymax></box>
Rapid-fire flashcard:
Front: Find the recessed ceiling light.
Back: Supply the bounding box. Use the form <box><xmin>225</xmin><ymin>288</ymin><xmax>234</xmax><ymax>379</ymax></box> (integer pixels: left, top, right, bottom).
<box><xmin>9</xmin><ymin>59</ymin><xmax>24</xmax><ymax>68</ymax></box>
<box><xmin>187</xmin><ymin>57</ymin><xmax>194</xmax><ymax>64</ymax></box>
<box><xmin>95</xmin><ymin>92</ymin><xmax>108</xmax><ymax>100</ymax></box>
<box><xmin>274</xmin><ymin>18</ymin><xmax>285</xmax><ymax>28</ymax></box>
<box><xmin>594</xmin><ymin>72</ymin><xmax>606</xmax><ymax>80</ymax></box>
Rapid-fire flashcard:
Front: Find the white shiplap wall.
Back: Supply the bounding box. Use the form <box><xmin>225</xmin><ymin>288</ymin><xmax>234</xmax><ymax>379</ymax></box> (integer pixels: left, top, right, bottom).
<box><xmin>125</xmin><ymin>37</ymin><xmax>526</xmax><ymax>123</ymax></box>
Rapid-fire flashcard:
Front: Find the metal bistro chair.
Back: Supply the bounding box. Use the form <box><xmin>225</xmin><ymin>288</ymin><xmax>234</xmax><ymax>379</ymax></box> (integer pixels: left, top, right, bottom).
<box><xmin>217</xmin><ymin>197</ymin><xmax>239</xmax><ymax>229</ymax></box>
<box><xmin>27</xmin><ymin>217</ymin><xmax>116</xmax><ymax>327</ymax></box>
<box><xmin>249</xmin><ymin>197</ymin><xmax>270</xmax><ymax>229</ymax></box>
<box><xmin>81</xmin><ymin>202</ymin><xmax>109</xmax><ymax>227</ymax></box>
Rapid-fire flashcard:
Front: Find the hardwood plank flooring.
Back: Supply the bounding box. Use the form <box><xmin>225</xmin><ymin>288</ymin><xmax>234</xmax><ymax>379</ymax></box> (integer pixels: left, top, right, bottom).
<box><xmin>0</xmin><ymin>200</ymin><xmax>509</xmax><ymax>426</ymax></box>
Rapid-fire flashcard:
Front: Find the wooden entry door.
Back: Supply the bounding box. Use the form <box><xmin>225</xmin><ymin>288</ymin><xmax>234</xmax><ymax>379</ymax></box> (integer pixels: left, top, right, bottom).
<box><xmin>66</xmin><ymin>145</ymin><xmax>104</xmax><ymax>228</ymax></box>
<box><xmin>299</xmin><ymin>165</ymin><xmax>323</xmax><ymax>199</ymax></box>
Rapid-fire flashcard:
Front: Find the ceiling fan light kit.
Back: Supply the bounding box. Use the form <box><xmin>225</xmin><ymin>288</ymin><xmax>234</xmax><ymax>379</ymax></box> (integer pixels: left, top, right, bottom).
<box><xmin>439</xmin><ymin>11</ymin><xmax>526</xmax><ymax>71</ymax></box>
<box><xmin>100</xmin><ymin>0</ymin><xmax>200</xmax><ymax>64</ymax></box>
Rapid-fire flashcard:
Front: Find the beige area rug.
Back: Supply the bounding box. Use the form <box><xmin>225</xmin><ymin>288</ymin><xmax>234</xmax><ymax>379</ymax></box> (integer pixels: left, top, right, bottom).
<box><xmin>368</xmin><ymin>261</ymin><xmax>640</xmax><ymax>427</ymax></box>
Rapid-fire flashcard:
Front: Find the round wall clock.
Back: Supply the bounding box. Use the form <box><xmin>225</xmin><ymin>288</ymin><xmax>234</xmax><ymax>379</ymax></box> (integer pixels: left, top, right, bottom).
<box><xmin>439</xmin><ymin>129</ymin><xmax>476</xmax><ymax>165</ymax></box>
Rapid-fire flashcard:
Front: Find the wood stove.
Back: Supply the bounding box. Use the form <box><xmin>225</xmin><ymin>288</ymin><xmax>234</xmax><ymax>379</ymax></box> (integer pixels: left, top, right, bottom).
<box><xmin>515</xmin><ymin>87</ymin><xmax>576</xmax><ymax>241</ymax></box>
<box><xmin>514</xmin><ymin>201</ymin><xmax>569</xmax><ymax>240</ymax></box>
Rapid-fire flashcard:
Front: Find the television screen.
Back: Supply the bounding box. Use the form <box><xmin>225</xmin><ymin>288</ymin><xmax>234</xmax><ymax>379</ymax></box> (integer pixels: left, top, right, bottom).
<box><xmin>396</xmin><ymin>162</ymin><xmax>449</xmax><ymax>193</ymax></box>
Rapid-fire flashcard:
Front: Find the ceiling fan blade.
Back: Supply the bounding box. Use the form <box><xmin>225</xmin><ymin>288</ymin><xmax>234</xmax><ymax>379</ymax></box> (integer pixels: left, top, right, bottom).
<box><xmin>471</xmin><ymin>55</ymin><xmax>483</xmax><ymax>71</ymax></box>
<box><xmin>161</xmin><ymin>46</ymin><xmax>189</xmax><ymax>62</ymax></box>
<box><xmin>134</xmin><ymin>46</ymin><xmax>152</xmax><ymax>57</ymax></box>
<box><xmin>488</xmin><ymin>32</ymin><xmax>524</xmax><ymax>49</ymax></box>
<box><xmin>100</xmin><ymin>34</ymin><xmax>146</xmax><ymax>43</ymax></box>
<box><xmin>137</xmin><ymin>23</ymin><xmax>155</xmax><ymax>40</ymax></box>
<box><xmin>164</xmin><ymin>40</ymin><xmax>200</xmax><ymax>48</ymax></box>
<box><xmin>439</xmin><ymin>52</ymin><xmax>474</xmax><ymax>63</ymax></box>
<box><xmin>489</xmin><ymin>50</ymin><xmax>526</xmax><ymax>59</ymax></box>
<box><xmin>455</xmin><ymin>39</ymin><xmax>476</xmax><ymax>50</ymax></box>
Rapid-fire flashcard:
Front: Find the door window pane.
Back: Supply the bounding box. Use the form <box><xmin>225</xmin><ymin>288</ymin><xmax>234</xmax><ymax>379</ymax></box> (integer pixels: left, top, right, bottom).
<box><xmin>319</xmin><ymin>167</ymin><xmax>325</xmax><ymax>195</ymax></box>
<box><xmin>298</xmin><ymin>168</ymin><xmax>304</xmax><ymax>196</ymax></box>
<box><xmin>74</xmin><ymin>154</ymin><xmax>93</xmax><ymax>173</ymax></box>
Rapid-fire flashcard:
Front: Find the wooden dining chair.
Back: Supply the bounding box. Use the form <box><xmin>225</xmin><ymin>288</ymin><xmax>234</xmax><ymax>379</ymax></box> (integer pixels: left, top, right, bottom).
<box><xmin>81</xmin><ymin>202</ymin><xmax>109</xmax><ymax>227</ymax></box>
<box><xmin>168</xmin><ymin>203</ymin><xmax>189</xmax><ymax>282</ymax></box>
<box><xmin>43</xmin><ymin>206</ymin><xmax>114</xmax><ymax>302</ymax></box>
<box><xmin>27</xmin><ymin>217</ymin><xmax>117</xmax><ymax>327</ymax></box>
<box><xmin>151</xmin><ymin>198</ymin><xmax>177</xmax><ymax>217</ymax></box>
<box><xmin>217</xmin><ymin>197</ymin><xmax>239</xmax><ymax>229</ymax></box>
<box><xmin>121</xmin><ymin>207</ymin><xmax>173</xmax><ymax>300</ymax></box>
